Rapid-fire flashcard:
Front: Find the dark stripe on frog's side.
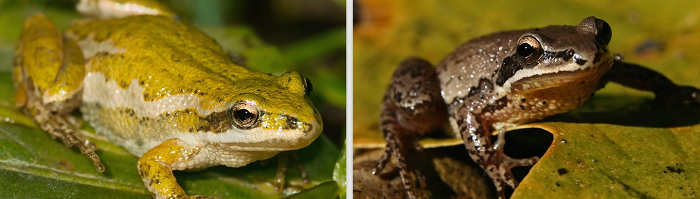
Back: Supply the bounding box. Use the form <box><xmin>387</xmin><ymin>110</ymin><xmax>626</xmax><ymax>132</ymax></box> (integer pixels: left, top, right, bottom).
<box><xmin>494</xmin><ymin>49</ymin><xmax>588</xmax><ymax>86</ymax></box>
<box><xmin>495</xmin><ymin>56</ymin><xmax>522</xmax><ymax>86</ymax></box>
<box><xmin>85</xmin><ymin>103</ymin><xmax>307</xmax><ymax>136</ymax></box>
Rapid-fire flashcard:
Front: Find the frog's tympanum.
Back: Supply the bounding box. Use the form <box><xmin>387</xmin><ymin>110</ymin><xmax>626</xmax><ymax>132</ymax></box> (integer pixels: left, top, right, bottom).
<box><xmin>373</xmin><ymin>17</ymin><xmax>700</xmax><ymax>198</ymax></box>
<box><xmin>13</xmin><ymin>0</ymin><xmax>322</xmax><ymax>198</ymax></box>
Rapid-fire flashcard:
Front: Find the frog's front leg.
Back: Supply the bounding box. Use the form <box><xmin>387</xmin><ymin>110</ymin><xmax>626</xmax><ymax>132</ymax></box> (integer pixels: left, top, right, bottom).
<box><xmin>601</xmin><ymin>60</ymin><xmax>700</xmax><ymax>105</ymax></box>
<box><xmin>454</xmin><ymin>104</ymin><xmax>539</xmax><ymax>198</ymax></box>
<box><xmin>13</xmin><ymin>14</ymin><xmax>104</xmax><ymax>172</ymax></box>
<box><xmin>138</xmin><ymin>138</ymin><xmax>218</xmax><ymax>199</ymax></box>
<box><xmin>373</xmin><ymin>57</ymin><xmax>447</xmax><ymax>199</ymax></box>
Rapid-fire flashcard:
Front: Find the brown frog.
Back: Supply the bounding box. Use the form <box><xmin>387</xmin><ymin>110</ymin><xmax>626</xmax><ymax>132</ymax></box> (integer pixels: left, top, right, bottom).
<box><xmin>373</xmin><ymin>17</ymin><xmax>700</xmax><ymax>198</ymax></box>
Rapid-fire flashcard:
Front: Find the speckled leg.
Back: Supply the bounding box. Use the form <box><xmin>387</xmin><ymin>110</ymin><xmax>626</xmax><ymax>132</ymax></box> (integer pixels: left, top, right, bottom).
<box><xmin>138</xmin><ymin>138</ymin><xmax>217</xmax><ymax>199</ymax></box>
<box><xmin>601</xmin><ymin>61</ymin><xmax>700</xmax><ymax>105</ymax></box>
<box><xmin>455</xmin><ymin>109</ymin><xmax>539</xmax><ymax>199</ymax></box>
<box><xmin>373</xmin><ymin>57</ymin><xmax>447</xmax><ymax>199</ymax></box>
<box><xmin>13</xmin><ymin>14</ymin><xmax>103</xmax><ymax>172</ymax></box>
<box><xmin>23</xmin><ymin>98</ymin><xmax>104</xmax><ymax>172</ymax></box>
<box><xmin>373</xmin><ymin>111</ymin><xmax>418</xmax><ymax>199</ymax></box>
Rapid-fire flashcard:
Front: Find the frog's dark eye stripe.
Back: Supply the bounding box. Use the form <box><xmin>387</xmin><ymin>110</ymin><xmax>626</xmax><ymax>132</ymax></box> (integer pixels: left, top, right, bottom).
<box><xmin>228</xmin><ymin>101</ymin><xmax>259</xmax><ymax>129</ymax></box>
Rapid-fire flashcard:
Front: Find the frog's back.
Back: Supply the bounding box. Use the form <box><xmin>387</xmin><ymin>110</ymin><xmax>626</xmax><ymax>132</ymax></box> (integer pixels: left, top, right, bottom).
<box><xmin>65</xmin><ymin>16</ymin><xmax>272</xmax><ymax>156</ymax></box>
<box><xmin>436</xmin><ymin>30</ymin><xmax>530</xmax><ymax>103</ymax></box>
<box><xmin>65</xmin><ymin>15</ymin><xmax>259</xmax><ymax>100</ymax></box>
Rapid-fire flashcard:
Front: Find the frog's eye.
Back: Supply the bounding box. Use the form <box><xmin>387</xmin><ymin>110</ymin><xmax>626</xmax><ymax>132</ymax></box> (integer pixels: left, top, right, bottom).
<box><xmin>229</xmin><ymin>102</ymin><xmax>259</xmax><ymax>129</ymax></box>
<box><xmin>517</xmin><ymin>36</ymin><xmax>543</xmax><ymax>64</ymax></box>
<box><xmin>302</xmin><ymin>76</ymin><xmax>313</xmax><ymax>96</ymax></box>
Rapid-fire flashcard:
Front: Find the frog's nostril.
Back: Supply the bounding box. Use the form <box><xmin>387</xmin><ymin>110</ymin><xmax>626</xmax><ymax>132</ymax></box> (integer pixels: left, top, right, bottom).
<box><xmin>286</xmin><ymin>117</ymin><xmax>299</xmax><ymax>130</ymax></box>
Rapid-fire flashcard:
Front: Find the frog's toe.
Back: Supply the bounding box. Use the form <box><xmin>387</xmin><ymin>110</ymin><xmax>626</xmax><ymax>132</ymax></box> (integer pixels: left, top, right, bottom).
<box><xmin>504</xmin><ymin>155</ymin><xmax>540</xmax><ymax>168</ymax></box>
<box><xmin>485</xmin><ymin>153</ymin><xmax>540</xmax><ymax>193</ymax></box>
<box><xmin>372</xmin><ymin>146</ymin><xmax>393</xmax><ymax>175</ymax></box>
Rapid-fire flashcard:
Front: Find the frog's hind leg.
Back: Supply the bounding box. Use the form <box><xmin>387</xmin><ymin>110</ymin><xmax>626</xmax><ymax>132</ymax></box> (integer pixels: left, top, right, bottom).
<box><xmin>373</xmin><ymin>109</ymin><xmax>420</xmax><ymax>198</ymax></box>
<box><xmin>373</xmin><ymin>57</ymin><xmax>447</xmax><ymax>199</ymax></box>
<box><xmin>601</xmin><ymin>60</ymin><xmax>700</xmax><ymax>105</ymax></box>
<box><xmin>24</xmin><ymin>97</ymin><xmax>103</xmax><ymax>172</ymax></box>
<box><xmin>14</xmin><ymin>14</ymin><xmax>103</xmax><ymax>172</ymax></box>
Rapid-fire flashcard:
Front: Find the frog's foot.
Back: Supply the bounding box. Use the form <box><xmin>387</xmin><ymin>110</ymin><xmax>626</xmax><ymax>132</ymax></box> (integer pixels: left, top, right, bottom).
<box><xmin>489</xmin><ymin>132</ymin><xmax>540</xmax><ymax>198</ymax></box>
<box><xmin>485</xmin><ymin>153</ymin><xmax>539</xmax><ymax>192</ymax></box>
<box><xmin>372</xmin><ymin>148</ymin><xmax>424</xmax><ymax>199</ymax></box>
<box><xmin>139</xmin><ymin>138</ymin><xmax>223</xmax><ymax>199</ymax></box>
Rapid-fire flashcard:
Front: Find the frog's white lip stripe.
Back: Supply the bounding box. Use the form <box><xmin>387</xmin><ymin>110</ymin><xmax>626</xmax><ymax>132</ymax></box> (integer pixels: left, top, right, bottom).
<box><xmin>501</xmin><ymin>58</ymin><xmax>597</xmax><ymax>93</ymax></box>
<box><xmin>82</xmin><ymin>72</ymin><xmax>227</xmax><ymax>117</ymax></box>
<box><xmin>196</xmin><ymin>119</ymin><xmax>322</xmax><ymax>151</ymax></box>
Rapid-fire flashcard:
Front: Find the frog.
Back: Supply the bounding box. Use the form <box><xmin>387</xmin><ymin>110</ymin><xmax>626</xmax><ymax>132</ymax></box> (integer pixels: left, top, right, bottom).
<box><xmin>372</xmin><ymin>16</ymin><xmax>700</xmax><ymax>199</ymax></box>
<box><xmin>12</xmin><ymin>1</ymin><xmax>322</xmax><ymax>198</ymax></box>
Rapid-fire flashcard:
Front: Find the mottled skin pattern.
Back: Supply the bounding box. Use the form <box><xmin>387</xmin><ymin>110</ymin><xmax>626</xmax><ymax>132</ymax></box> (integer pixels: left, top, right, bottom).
<box><xmin>376</xmin><ymin>17</ymin><xmax>700</xmax><ymax>199</ymax></box>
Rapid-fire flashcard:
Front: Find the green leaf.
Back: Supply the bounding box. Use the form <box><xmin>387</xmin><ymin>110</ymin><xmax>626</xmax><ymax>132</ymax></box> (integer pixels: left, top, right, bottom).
<box><xmin>514</xmin><ymin>121</ymin><xmax>700</xmax><ymax>198</ymax></box>
<box><xmin>334</xmin><ymin>142</ymin><xmax>347</xmax><ymax>199</ymax></box>
<box><xmin>284</xmin><ymin>181</ymin><xmax>339</xmax><ymax>199</ymax></box>
<box><xmin>0</xmin><ymin>100</ymin><xmax>339</xmax><ymax>198</ymax></box>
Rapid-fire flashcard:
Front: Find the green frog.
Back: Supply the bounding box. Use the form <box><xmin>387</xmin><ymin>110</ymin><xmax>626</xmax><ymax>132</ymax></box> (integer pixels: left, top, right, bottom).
<box><xmin>373</xmin><ymin>17</ymin><xmax>700</xmax><ymax>198</ymax></box>
<box><xmin>13</xmin><ymin>0</ymin><xmax>322</xmax><ymax>198</ymax></box>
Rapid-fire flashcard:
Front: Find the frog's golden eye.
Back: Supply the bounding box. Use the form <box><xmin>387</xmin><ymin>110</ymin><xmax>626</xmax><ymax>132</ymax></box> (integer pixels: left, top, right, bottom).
<box><xmin>517</xmin><ymin>36</ymin><xmax>542</xmax><ymax>64</ymax></box>
<box><xmin>229</xmin><ymin>102</ymin><xmax>259</xmax><ymax>129</ymax></box>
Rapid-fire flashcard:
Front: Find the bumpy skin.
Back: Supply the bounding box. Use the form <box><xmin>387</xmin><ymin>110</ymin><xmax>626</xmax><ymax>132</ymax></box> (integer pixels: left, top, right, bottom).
<box><xmin>377</xmin><ymin>17</ymin><xmax>700</xmax><ymax>199</ymax></box>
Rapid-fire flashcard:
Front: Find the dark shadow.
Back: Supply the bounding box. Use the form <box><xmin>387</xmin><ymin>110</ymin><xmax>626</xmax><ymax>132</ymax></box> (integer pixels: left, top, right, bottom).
<box><xmin>502</xmin><ymin>128</ymin><xmax>553</xmax><ymax>199</ymax></box>
<box><xmin>541</xmin><ymin>95</ymin><xmax>700</xmax><ymax>128</ymax></box>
